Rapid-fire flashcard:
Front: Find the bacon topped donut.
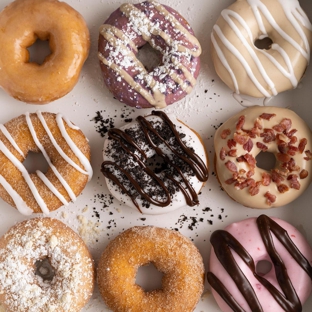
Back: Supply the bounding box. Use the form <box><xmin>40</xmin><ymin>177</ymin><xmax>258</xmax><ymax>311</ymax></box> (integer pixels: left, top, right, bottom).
<box><xmin>214</xmin><ymin>106</ymin><xmax>312</xmax><ymax>208</ymax></box>
<box><xmin>98</xmin><ymin>1</ymin><xmax>201</xmax><ymax>108</ymax></box>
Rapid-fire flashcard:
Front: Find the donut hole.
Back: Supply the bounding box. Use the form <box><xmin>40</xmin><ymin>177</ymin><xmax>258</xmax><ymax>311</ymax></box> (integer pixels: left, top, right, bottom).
<box><xmin>27</xmin><ymin>36</ymin><xmax>52</xmax><ymax>65</ymax></box>
<box><xmin>136</xmin><ymin>262</ymin><xmax>163</xmax><ymax>292</ymax></box>
<box><xmin>35</xmin><ymin>258</ymin><xmax>55</xmax><ymax>282</ymax></box>
<box><xmin>254</xmin><ymin>37</ymin><xmax>273</xmax><ymax>50</ymax></box>
<box><xmin>137</xmin><ymin>43</ymin><xmax>162</xmax><ymax>72</ymax></box>
<box><xmin>23</xmin><ymin>151</ymin><xmax>49</xmax><ymax>174</ymax></box>
<box><xmin>256</xmin><ymin>259</ymin><xmax>272</xmax><ymax>276</ymax></box>
<box><xmin>255</xmin><ymin>151</ymin><xmax>276</xmax><ymax>171</ymax></box>
<box><xmin>146</xmin><ymin>153</ymin><xmax>168</xmax><ymax>174</ymax></box>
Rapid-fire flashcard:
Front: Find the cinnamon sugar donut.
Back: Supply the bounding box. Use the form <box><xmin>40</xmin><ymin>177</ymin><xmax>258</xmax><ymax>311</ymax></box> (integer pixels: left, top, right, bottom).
<box><xmin>0</xmin><ymin>217</ymin><xmax>94</xmax><ymax>312</ymax></box>
<box><xmin>97</xmin><ymin>226</ymin><xmax>205</xmax><ymax>312</ymax></box>
<box><xmin>214</xmin><ymin>106</ymin><xmax>312</xmax><ymax>208</ymax></box>
<box><xmin>0</xmin><ymin>111</ymin><xmax>92</xmax><ymax>215</ymax></box>
<box><xmin>207</xmin><ymin>215</ymin><xmax>312</xmax><ymax>312</ymax></box>
<box><xmin>211</xmin><ymin>0</ymin><xmax>312</xmax><ymax>98</ymax></box>
<box><xmin>101</xmin><ymin>111</ymin><xmax>208</xmax><ymax>214</ymax></box>
<box><xmin>98</xmin><ymin>1</ymin><xmax>201</xmax><ymax>108</ymax></box>
<box><xmin>0</xmin><ymin>0</ymin><xmax>90</xmax><ymax>104</ymax></box>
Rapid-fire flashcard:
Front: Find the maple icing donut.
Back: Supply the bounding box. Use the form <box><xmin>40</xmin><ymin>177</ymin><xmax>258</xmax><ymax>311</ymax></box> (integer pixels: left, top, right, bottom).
<box><xmin>101</xmin><ymin>111</ymin><xmax>209</xmax><ymax>214</ymax></box>
<box><xmin>0</xmin><ymin>111</ymin><xmax>93</xmax><ymax>215</ymax></box>
<box><xmin>98</xmin><ymin>226</ymin><xmax>205</xmax><ymax>312</ymax></box>
<box><xmin>214</xmin><ymin>106</ymin><xmax>312</xmax><ymax>208</ymax></box>
<box><xmin>207</xmin><ymin>215</ymin><xmax>312</xmax><ymax>312</ymax></box>
<box><xmin>211</xmin><ymin>0</ymin><xmax>312</xmax><ymax>98</ymax></box>
<box><xmin>0</xmin><ymin>0</ymin><xmax>90</xmax><ymax>104</ymax></box>
<box><xmin>0</xmin><ymin>217</ymin><xmax>94</xmax><ymax>312</ymax></box>
<box><xmin>98</xmin><ymin>1</ymin><xmax>201</xmax><ymax>108</ymax></box>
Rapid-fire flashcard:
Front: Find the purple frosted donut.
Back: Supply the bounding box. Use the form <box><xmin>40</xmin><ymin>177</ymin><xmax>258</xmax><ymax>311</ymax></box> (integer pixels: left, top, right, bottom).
<box><xmin>98</xmin><ymin>1</ymin><xmax>201</xmax><ymax>109</ymax></box>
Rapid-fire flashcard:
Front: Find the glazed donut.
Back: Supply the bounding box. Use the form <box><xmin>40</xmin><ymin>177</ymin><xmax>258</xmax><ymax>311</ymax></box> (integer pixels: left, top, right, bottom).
<box><xmin>98</xmin><ymin>226</ymin><xmax>204</xmax><ymax>312</ymax></box>
<box><xmin>207</xmin><ymin>214</ymin><xmax>312</xmax><ymax>312</ymax></box>
<box><xmin>98</xmin><ymin>0</ymin><xmax>201</xmax><ymax>109</ymax></box>
<box><xmin>0</xmin><ymin>217</ymin><xmax>94</xmax><ymax>312</ymax></box>
<box><xmin>0</xmin><ymin>0</ymin><xmax>90</xmax><ymax>104</ymax></box>
<box><xmin>214</xmin><ymin>106</ymin><xmax>312</xmax><ymax>208</ymax></box>
<box><xmin>0</xmin><ymin>111</ymin><xmax>93</xmax><ymax>215</ymax></box>
<box><xmin>211</xmin><ymin>0</ymin><xmax>312</xmax><ymax>98</ymax></box>
<box><xmin>101</xmin><ymin>110</ymin><xmax>208</xmax><ymax>214</ymax></box>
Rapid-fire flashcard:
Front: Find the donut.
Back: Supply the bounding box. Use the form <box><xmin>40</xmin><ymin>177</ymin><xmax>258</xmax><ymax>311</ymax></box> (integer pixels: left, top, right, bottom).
<box><xmin>214</xmin><ymin>106</ymin><xmax>312</xmax><ymax>208</ymax></box>
<box><xmin>0</xmin><ymin>0</ymin><xmax>90</xmax><ymax>104</ymax></box>
<box><xmin>101</xmin><ymin>110</ymin><xmax>208</xmax><ymax>214</ymax></box>
<box><xmin>98</xmin><ymin>0</ymin><xmax>201</xmax><ymax>109</ymax></box>
<box><xmin>97</xmin><ymin>226</ymin><xmax>204</xmax><ymax>312</ymax></box>
<box><xmin>211</xmin><ymin>0</ymin><xmax>312</xmax><ymax>98</ymax></box>
<box><xmin>207</xmin><ymin>214</ymin><xmax>312</xmax><ymax>312</ymax></box>
<box><xmin>0</xmin><ymin>217</ymin><xmax>94</xmax><ymax>312</ymax></box>
<box><xmin>0</xmin><ymin>111</ymin><xmax>93</xmax><ymax>215</ymax></box>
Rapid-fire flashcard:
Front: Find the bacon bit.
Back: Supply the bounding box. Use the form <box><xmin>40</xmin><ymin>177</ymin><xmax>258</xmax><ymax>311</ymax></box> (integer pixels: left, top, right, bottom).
<box><xmin>225</xmin><ymin>178</ymin><xmax>236</xmax><ymax>185</ymax></box>
<box><xmin>249</xmin><ymin>182</ymin><xmax>261</xmax><ymax>196</ymax></box>
<box><xmin>256</xmin><ymin>142</ymin><xmax>268</xmax><ymax>151</ymax></box>
<box><xmin>272</xmin><ymin>124</ymin><xmax>284</xmax><ymax>133</ymax></box>
<box><xmin>254</xmin><ymin>118</ymin><xmax>263</xmax><ymax>130</ymax></box>
<box><xmin>264</xmin><ymin>192</ymin><xmax>276</xmax><ymax>206</ymax></box>
<box><xmin>300</xmin><ymin>170</ymin><xmax>308</xmax><ymax>179</ymax></box>
<box><xmin>225</xmin><ymin>161</ymin><xmax>238</xmax><ymax>173</ymax></box>
<box><xmin>304</xmin><ymin>150</ymin><xmax>312</xmax><ymax>161</ymax></box>
<box><xmin>243</xmin><ymin>153</ymin><xmax>256</xmax><ymax>168</ymax></box>
<box><xmin>220</xmin><ymin>147</ymin><xmax>226</xmax><ymax>161</ymax></box>
<box><xmin>246</xmin><ymin>178</ymin><xmax>256</xmax><ymax>187</ymax></box>
<box><xmin>287</xmin><ymin>129</ymin><xmax>297</xmax><ymax>138</ymax></box>
<box><xmin>273</xmin><ymin>118</ymin><xmax>292</xmax><ymax>133</ymax></box>
<box><xmin>277</xmin><ymin>153</ymin><xmax>291</xmax><ymax>163</ymax></box>
<box><xmin>236</xmin><ymin>156</ymin><xmax>246</xmax><ymax>163</ymax></box>
<box><xmin>262</xmin><ymin>172</ymin><xmax>271</xmax><ymax>186</ymax></box>
<box><xmin>235</xmin><ymin>181</ymin><xmax>249</xmax><ymax>190</ymax></box>
<box><xmin>234</xmin><ymin>133</ymin><xmax>249</xmax><ymax>145</ymax></box>
<box><xmin>271</xmin><ymin>169</ymin><xmax>285</xmax><ymax>184</ymax></box>
<box><xmin>298</xmin><ymin>138</ymin><xmax>307</xmax><ymax>154</ymax></box>
<box><xmin>285</xmin><ymin>158</ymin><xmax>300</xmax><ymax>172</ymax></box>
<box><xmin>260</xmin><ymin>129</ymin><xmax>276</xmax><ymax>143</ymax></box>
<box><xmin>243</xmin><ymin>139</ymin><xmax>253</xmax><ymax>152</ymax></box>
<box><xmin>278</xmin><ymin>184</ymin><xmax>289</xmax><ymax>193</ymax></box>
<box><xmin>239</xmin><ymin>169</ymin><xmax>246</xmax><ymax>175</ymax></box>
<box><xmin>221</xmin><ymin>129</ymin><xmax>231</xmax><ymax>139</ymax></box>
<box><xmin>287</xmin><ymin>145</ymin><xmax>298</xmax><ymax>156</ymax></box>
<box><xmin>242</xmin><ymin>128</ymin><xmax>258</xmax><ymax>138</ymax></box>
<box><xmin>287</xmin><ymin>174</ymin><xmax>300</xmax><ymax>190</ymax></box>
<box><xmin>236</xmin><ymin>116</ymin><xmax>245</xmax><ymax>131</ymax></box>
<box><xmin>227</xmin><ymin>139</ymin><xmax>237</xmax><ymax>149</ymax></box>
<box><xmin>278</xmin><ymin>142</ymin><xmax>288</xmax><ymax>154</ymax></box>
<box><xmin>259</xmin><ymin>113</ymin><xmax>276</xmax><ymax>120</ymax></box>
<box><xmin>228</xmin><ymin>149</ymin><xmax>237</xmax><ymax>157</ymax></box>
<box><xmin>247</xmin><ymin>170</ymin><xmax>255</xmax><ymax>178</ymax></box>
<box><xmin>289</xmin><ymin>136</ymin><xmax>298</xmax><ymax>145</ymax></box>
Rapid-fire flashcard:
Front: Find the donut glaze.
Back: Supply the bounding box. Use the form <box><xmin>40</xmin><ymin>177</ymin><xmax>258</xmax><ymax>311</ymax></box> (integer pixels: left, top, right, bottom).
<box><xmin>211</xmin><ymin>0</ymin><xmax>312</xmax><ymax>98</ymax></box>
<box><xmin>214</xmin><ymin>106</ymin><xmax>312</xmax><ymax>208</ymax></box>
<box><xmin>98</xmin><ymin>226</ymin><xmax>205</xmax><ymax>312</ymax></box>
<box><xmin>101</xmin><ymin>111</ymin><xmax>208</xmax><ymax>214</ymax></box>
<box><xmin>0</xmin><ymin>218</ymin><xmax>94</xmax><ymax>312</ymax></box>
<box><xmin>0</xmin><ymin>112</ymin><xmax>92</xmax><ymax>215</ymax></box>
<box><xmin>0</xmin><ymin>0</ymin><xmax>90</xmax><ymax>104</ymax></box>
<box><xmin>207</xmin><ymin>215</ymin><xmax>312</xmax><ymax>312</ymax></box>
<box><xmin>98</xmin><ymin>1</ymin><xmax>201</xmax><ymax>108</ymax></box>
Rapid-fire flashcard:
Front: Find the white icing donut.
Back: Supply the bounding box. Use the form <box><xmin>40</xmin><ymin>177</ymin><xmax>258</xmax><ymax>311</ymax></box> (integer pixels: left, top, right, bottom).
<box><xmin>102</xmin><ymin>111</ymin><xmax>208</xmax><ymax>214</ymax></box>
<box><xmin>214</xmin><ymin>106</ymin><xmax>312</xmax><ymax>208</ymax></box>
<box><xmin>211</xmin><ymin>0</ymin><xmax>312</xmax><ymax>98</ymax></box>
<box><xmin>0</xmin><ymin>218</ymin><xmax>94</xmax><ymax>312</ymax></box>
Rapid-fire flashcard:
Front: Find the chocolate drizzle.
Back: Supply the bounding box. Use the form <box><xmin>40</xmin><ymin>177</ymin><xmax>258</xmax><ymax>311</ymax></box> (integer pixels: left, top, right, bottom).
<box><xmin>207</xmin><ymin>215</ymin><xmax>312</xmax><ymax>312</ymax></box>
<box><xmin>101</xmin><ymin>111</ymin><xmax>208</xmax><ymax>212</ymax></box>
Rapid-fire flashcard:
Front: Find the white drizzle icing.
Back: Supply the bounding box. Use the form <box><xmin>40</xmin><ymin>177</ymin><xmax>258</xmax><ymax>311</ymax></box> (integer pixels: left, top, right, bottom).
<box><xmin>0</xmin><ymin>124</ymin><xmax>25</xmax><ymax>158</ymax></box>
<box><xmin>211</xmin><ymin>0</ymin><xmax>312</xmax><ymax>97</ymax></box>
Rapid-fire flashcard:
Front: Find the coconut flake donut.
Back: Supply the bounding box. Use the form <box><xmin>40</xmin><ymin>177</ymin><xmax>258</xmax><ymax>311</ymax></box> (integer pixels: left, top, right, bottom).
<box><xmin>0</xmin><ymin>217</ymin><xmax>94</xmax><ymax>312</ymax></box>
<box><xmin>214</xmin><ymin>106</ymin><xmax>312</xmax><ymax>208</ymax></box>
<box><xmin>0</xmin><ymin>0</ymin><xmax>90</xmax><ymax>104</ymax></box>
<box><xmin>101</xmin><ymin>111</ymin><xmax>208</xmax><ymax>214</ymax></box>
<box><xmin>211</xmin><ymin>0</ymin><xmax>312</xmax><ymax>98</ymax></box>
<box><xmin>207</xmin><ymin>215</ymin><xmax>312</xmax><ymax>312</ymax></box>
<box><xmin>98</xmin><ymin>0</ymin><xmax>201</xmax><ymax>109</ymax></box>
<box><xmin>0</xmin><ymin>111</ymin><xmax>93</xmax><ymax>215</ymax></box>
<box><xmin>98</xmin><ymin>226</ymin><xmax>204</xmax><ymax>312</ymax></box>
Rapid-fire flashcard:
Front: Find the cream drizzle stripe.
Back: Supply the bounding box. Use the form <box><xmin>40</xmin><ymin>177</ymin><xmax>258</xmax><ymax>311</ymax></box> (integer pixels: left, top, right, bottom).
<box><xmin>0</xmin><ymin>174</ymin><xmax>33</xmax><ymax>215</ymax></box>
<box><xmin>25</xmin><ymin>112</ymin><xmax>77</xmax><ymax>203</ymax></box>
<box><xmin>0</xmin><ymin>140</ymin><xmax>49</xmax><ymax>214</ymax></box>
<box><xmin>0</xmin><ymin>124</ymin><xmax>25</xmax><ymax>158</ymax></box>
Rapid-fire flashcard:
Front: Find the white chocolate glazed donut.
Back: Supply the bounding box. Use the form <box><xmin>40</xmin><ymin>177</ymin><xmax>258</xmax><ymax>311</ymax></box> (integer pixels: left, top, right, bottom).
<box><xmin>211</xmin><ymin>0</ymin><xmax>312</xmax><ymax>98</ymax></box>
<box><xmin>0</xmin><ymin>112</ymin><xmax>92</xmax><ymax>215</ymax></box>
<box><xmin>102</xmin><ymin>111</ymin><xmax>208</xmax><ymax>214</ymax></box>
<box><xmin>0</xmin><ymin>218</ymin><xmax>94</xmax><ymax>312</ymax></box>
<box><xmin>214</xmin><ymin>106</ymin><xmax>312</xmax><ymax>208</ymax></box>
<box><xmin>207</xmin><ymin>215</ymin><xmax>312</xmax><ymax>312</ymax></box>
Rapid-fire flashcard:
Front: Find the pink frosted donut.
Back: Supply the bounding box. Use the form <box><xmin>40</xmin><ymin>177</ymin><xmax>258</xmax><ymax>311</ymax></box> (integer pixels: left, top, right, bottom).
<box><xmin>207</xmin><ymin>215</ymin><xmax>312</xmax><ymax>312</ymax></box>
<box><xmin>98</xmin><ymin>1</ymin><xmax>201</xmax><ymax>109</ymax></box>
